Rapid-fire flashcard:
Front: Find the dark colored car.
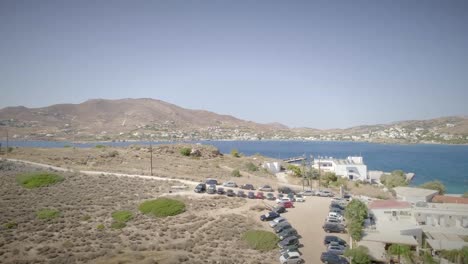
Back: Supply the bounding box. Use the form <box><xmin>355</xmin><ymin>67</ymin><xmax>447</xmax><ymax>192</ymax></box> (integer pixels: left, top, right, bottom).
<box><xmin>343</xmin><ymin>194</ymin><xmax>351</xmax><ymax>201</ymax></box>
<box><xmin>273</xmin><ymin>205</ymin><xmax>286</xmax><ymax>214</ymax></box>
<box><xmin>330</xmin><ymin>204</ymin><xmax>345</xmax><ymax>211</ymax></box>
<box><xmin>278</xmin><ymin>228</ymin><xmax>298</xmax><ymax>240</ymax></box>
<box><xmin>241</xmin><ymin>184</ymin><xmax>255</xmax><ymax>190</ymax></box>
<box><xmin>320</xmin><ymin>252</ymin><xmax>349</xmax><ymax>264</ymax></box>
<box><xmin>237</xmin><ymin>190</ymin><xmax>246</xmax><ymax>198</ymax></box>
<box><xmin>205</xmin><ymin>178</ymin><xmax>218</xmax><ymax>186</ymax></box>
<box><xmin>278</xmin><ymin>236</ymin><xmax>299</xmax><ymax>249</ymax></box>
<box><xmin>275</xmin><ymin>223</ymin><xmax>293</xmax><ymax>233</ymax></box>
<box><xmin>322</xmin><ymin>223</ymin><xmax>346</xmax><ymax>233</ymax></box>
<box><xmin>256</xmin><ymin>192</ymin><xmax>265</xmax><ymax>199</ymax></box>
<box><xmin>207</xmin><ymin>184</ymin><xmax>217</xmax><ymax>194</ymax></box>
<box><xmin>247</xmin><ymin>191</ymin><xmax>256</xmax><ymax>199</ymax></box>
<box><xmin>324</xmin><ymin>236</ymin><xmax>347</xmax><ymax>246</ymax></box>
<box><xmin>194</xmin><ymin>183</ymin><xmax>206</xmax><ymax>193</ymax></box>
<box><xmin>278</xmin><ymin>186</ymin><xmax>296</xmax><ymax>194</ymax></box>
<box><xmin>287</xmin><ymin>193</ymin><xmax>296</xmax><ymax>202</ymax></box>
<box><xmin>217</xmin><ymin>187</ymin><xmax>225</xmax><ymax>195</ymax></box>
<box><xmin>266</xmin><ymin>193</ymin><xmax>276</xmax><ymax>200</ymax></box>
<box><xmin>260</xmin><ymin>211</ymin><xmax>280</xmax><ymax>221</ymax></box>
<box><xmin>226</xmin><ymin>189</ymin><xmax>235</xmax><ymax>197</ymax></box>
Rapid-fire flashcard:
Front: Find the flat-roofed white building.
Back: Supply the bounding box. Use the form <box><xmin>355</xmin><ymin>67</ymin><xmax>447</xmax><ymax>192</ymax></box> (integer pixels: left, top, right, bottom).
<box><xmin>393</xmin><ymin>186</ymin><xmax>439</xmax><ymax>204</ymax></box>
<box><xmin>312</xmin><ymin>156</ymin><xmax>367</xmax><ymax>181</ymax></box>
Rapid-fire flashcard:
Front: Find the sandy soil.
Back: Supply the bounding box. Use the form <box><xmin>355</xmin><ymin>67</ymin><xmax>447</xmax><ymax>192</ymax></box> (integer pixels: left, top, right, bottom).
<box><xmin>0</xmin><ymin>160</ymin><xmax>278</xmax><ymax>264</ymax></box>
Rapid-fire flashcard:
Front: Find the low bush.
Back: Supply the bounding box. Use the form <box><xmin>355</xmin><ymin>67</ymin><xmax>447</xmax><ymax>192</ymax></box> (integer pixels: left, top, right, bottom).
<box><xmin>242</xmin><ymin>230</ymin><xmax>279</xmax><ymax>251</ymax></box>
<box><xmin>95</xmin><ymin>144</ymin><xmax>106</xmax><ymax>149</ymax></box>
<box><xmin>245</xmin><ymin>162</ymin><xmax>258</xmax><ymax>172</ymax></box>
<box><xmin>231</xmin><ymin>169</ymin><xmax>242</xmax><ymax>177</ymax></box>
<box><xmin>231</xmin><ymin>149</ymin><xmax>240</xmax><ymax>158</ymax></box>
<box><xmin>36</xmin><ymin>209</ymin><xmax>60</xmax><ymax>220</ymax></box>
<box><xmin>111</xmin><ymin>221</ymin><xmax>126</xmax><ymax>229</ymax></box>
<box><xmin>180</xmin><ymin>147</ymin><xmax>191</xmax><ymax>156</ymax></box>
<box><xmin>112</xmin><ymin>210</ymin><xmax>133</xmax><ymax>223</ymax></box>
<box><xmin>3</xmin><ymin>221</ymin><xmax>17</xmax><ymax>229</ymax></box>
<box><xmin>139</xmin><ymin>198</ymin><xmax>186</xmax><ymax>217</ymax></box>
<box><xmin>17</xmin><ymin>172</ymin><xmax>64</xmax><ymax>188</ymax></box>
<box><xmin>97</xmin><ymin>224</ymin><xmax>105</xmax><ymax>230</ymax></box>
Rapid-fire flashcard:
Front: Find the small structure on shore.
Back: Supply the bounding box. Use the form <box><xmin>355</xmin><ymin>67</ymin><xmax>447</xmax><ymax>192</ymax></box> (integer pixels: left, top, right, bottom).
<box><xmin>312</xmin><ymin>156</ymin><xmax>368</xmax><ymax>181</ymax></box>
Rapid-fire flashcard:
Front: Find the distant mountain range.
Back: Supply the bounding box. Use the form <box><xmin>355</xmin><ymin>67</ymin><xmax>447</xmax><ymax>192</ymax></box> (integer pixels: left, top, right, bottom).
<box><xmin>0</xmin><ymin>98</ymin><xmax>467</xmax><ymax>144</ymax></box>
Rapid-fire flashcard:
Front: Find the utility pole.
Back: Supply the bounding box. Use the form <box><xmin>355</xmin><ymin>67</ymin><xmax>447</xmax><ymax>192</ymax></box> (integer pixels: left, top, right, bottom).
<box><xmin>318</xmin><ymin>157</ymin><xmax>321</xmax><ymax>190</ymax></box>
<box><xmin>6</xmin><ymin>127</ymin><xmax>8</xmax><ymax>158</ymax></box>
<box><xmin>150</xmin><ymin>143</ymin><xmax>153</xmax><ymax>176</ymax></box>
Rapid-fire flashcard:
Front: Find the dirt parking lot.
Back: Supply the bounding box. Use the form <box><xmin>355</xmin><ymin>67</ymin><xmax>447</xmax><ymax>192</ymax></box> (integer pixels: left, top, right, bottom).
<box><xmin>260</xmin><ymin>196</ymin><xmax>350</xmax><ymax>263</ymax></box>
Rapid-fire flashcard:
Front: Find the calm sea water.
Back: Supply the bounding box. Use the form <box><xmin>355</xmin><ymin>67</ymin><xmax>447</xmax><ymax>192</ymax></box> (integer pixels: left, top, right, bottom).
<box><xmin>2</xmin><ymin>140</ymin><xmax>467</xmax><ymax>194</ymax></box>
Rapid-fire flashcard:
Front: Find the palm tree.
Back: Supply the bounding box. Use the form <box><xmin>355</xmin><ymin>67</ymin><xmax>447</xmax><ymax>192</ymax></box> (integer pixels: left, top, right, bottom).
<box><xmin>388</xmin><ymin>244</ymin><xmax>411</xmax><ymax>263</ymax></box>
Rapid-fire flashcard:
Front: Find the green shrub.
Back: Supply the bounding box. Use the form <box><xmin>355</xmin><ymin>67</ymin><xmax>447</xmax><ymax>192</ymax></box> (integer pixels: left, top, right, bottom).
<box><xmin>3</xmin><ymin>221</ymin><xmax>17</xmax><ymax>229</ymax></box>
<box><xmin>245</xmin><ymin>162</ymin><xmax>258</xmax><ymax>172</ymax></box>
<box><xmin>111</xmin><ymin>221</ymin><xmax>126</xmax><ymax>229</ymax></box>
<box><xmin>242</xmin><ymin>230</ymin><xmax>279</xmax><ymax>251</ymax></box>
<box><xmin>63</xmin><ymin>145</ymin><xmax>71</xmax><ymax>148</ymax></box>
<box><xmin>7</xmin><ymin>147</ymin><xmax>13</xmax><ymax>153</ymax></box>
<box><xmin>96</xmin><ymin>224</ymin><xmax>105</xmax><ymax>230</ymax></box>
<box><xmin>95</xmin><ymin>144</ymin><xmax>106</xmax><ymax>149</ymax></box>
<box><xmin>139</xmin><ymin>198</ymin><xmax>186</xmax><ymax>217</ymax></box>
<box><xmin>231</xmin><ymin>149</ymin><xmax>240</xmax><ymax>158</ymax></box>
<box><xmin>420</xmin><ymin>180</ymin><xmax>446</xmax><ymax>195</ymax></box>
<box><xmin>17</xmin><ymin>172</ymin><xmax>64</xmax><ymax>188</ymax></box>
<box><xmin>112</xmin><ymin>211</ymin><xmax>133</xmax><ymax>223</ymax></box>
<box><xmin>81</xmin><ymin>215</ymin><xmax>91</xmax><ymax>221</ymax></box>
<box><xmin>180</xmin><ymin>147</ymin><xmax>191</xmax><ymax>156</ymax></box>
<box><xmin>36</xmin><ymin>209</ymin><xmax>60</xmax><ymax>220</ymax></box>
<box><xmin>231</xmin><ymin>169</ymin><xmax>242</xmax><ymax>177</ymax></box>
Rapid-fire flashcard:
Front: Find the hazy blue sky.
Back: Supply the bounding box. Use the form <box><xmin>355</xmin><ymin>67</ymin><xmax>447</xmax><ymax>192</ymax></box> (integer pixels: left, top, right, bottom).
<box><xmin>1</xmin><ymin>1</ymin><xmax>467</xmax><ymax>128</ymax></box>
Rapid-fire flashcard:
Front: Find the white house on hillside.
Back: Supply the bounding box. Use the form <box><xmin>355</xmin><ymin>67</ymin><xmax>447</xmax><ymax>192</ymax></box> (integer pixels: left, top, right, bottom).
<box><xmin>312</xmin><ymin>156</ymin><xmax>368</xmax><ymax>181</ymax></box>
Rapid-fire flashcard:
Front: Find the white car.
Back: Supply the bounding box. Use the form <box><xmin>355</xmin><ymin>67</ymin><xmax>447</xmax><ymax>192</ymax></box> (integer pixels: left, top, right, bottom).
<box><xmin>269</xmin><ymin>216</ymin><xmax>287</xmax><ymax>228</ymax></box>
<box><xmin>280</xmin><ymin>251</ymin><xmax>304</xmax><ymax>264</ymax></box>
<box><xmin>317</xmin><ymin>190</ymin><xmax>334</xmax><ymax>197</ymax></box>
<box><xmin>300</xmin><ymin>190</ymin><xmax>315</xmax><ymax>196</ymax></box>
<box><xmin>276</xmin><ymin>197</ymin><xmax>291</xmax><ymax>203</ymax></box>
<box><xmin>295</xmin><ymin>194</ymin><xmax>305</xmax><ymax>202</ymax></box>
<box><xmin>223</xmin><ymin>181</ymin><xmax>237</xmax><ymax>188</ymax></box>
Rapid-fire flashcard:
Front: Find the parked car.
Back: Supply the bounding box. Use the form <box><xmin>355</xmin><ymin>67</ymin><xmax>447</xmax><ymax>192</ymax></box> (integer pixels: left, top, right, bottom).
<box><xmin>275</xmin><ymin>223</ymin><xmax>293</xmax><ymax>234</ymax></box>
<box><xmin>279</xmin><ymin>201</ymin><xmax>294</xmax><ymax>208</ymax></box>
<box><xmin>241</xmin><ymin>184</ymin><xmax>255</xmax><ymax>190</ymax></box>
<box><xmin>223</xmin><ymin>181</ymin><xmax>237</xmax><ymax>188</ymax></box>
<box><xmin>276</xmin><ymin>197</ymin><xmax>291</xmax><ymax>203</ymax></box>
<box><xmin>279</xmin><ymin>251</ymin><xmax>303</xmax><ymax>264</ymax></box>
<box><xmin>330</xmin><ymin>203</ymin><xmax>345</xmax><ymax>211</ymax></box>
<box><xmin>273</xmin><ymin>205</ymin><xmax>286</xmax><ymax>214</ymax></box>
<box><xmin>205</xmin><ymin>178</ymin><xmax>218</xmax><ymax>186</ymax></box>
<box><xmin>343</xmin><ymin>194</ymin><xmax>352</xmax><ymax>201</ymax></box>
<box><xmin>279</xmin><ymin>245</ymin><xmax>300</xmax><ymax>255</ymax></box>
<box><xmin>323</xmin><ymin>235</ymin><xmax>347</xmax><ymax>246</ymax></box>
<box><xmin>273</xmin><ymin>221</ymin><xmax>292</xmax><ymax>232</ymax></box>
<box><xmin>261</xmin><ymin>211</ymin><xmax>280</xmax><ymax>221</ymax></box>
<box><xmin>278</xmin><ymin>186</ymin><xmax>296</xmax><ymax>194</ymax></box>
<box><xmin>269</xmin><ymin>216</ymin><xmax>287</xmax><ymax>227</ymax></box>
<box><xmin>277</xmin><ymin>193</ymin><xmax>284</xmax><ymax>199</ymax></box>
<box><xmin>320</xmin><ymin>252</ymin><xmax>349</xmax><ymax>264</ymax></box>
<box><xmin>295</xmin><ymin>194</ymin><xmax>305</xmax><ymax>202</ymax></box>
<box><xmin>266</xmin><ymin>193</ymin><xmax>276</xmax><ymax>200</ymax></box>
<box><xmin>317</xmin><ymin>190</ymin><xmax>334</xmax><ymax>197</ymax></box>
<box><xmin>322</xmin><ymin>223</ymin><xmax>346</xmax><ymax>233</ymax></box>
<box><xmin>226</xmin><ymin>189</ymin><xmax>235</xmax><ymax>197</ymax></box>
<box><xmin>278</xmin><ymin>236</ymin><xmax>299</xmax><ymax>249</ymax></box>
<box><xmin>329</xmin><ymin>208</ymin><xmax>344</xmax><ymax>215</ymax></box>
<box><xmin>279</xmin><ymin>228</ymin><xmax>298</xmax><ymax>240</ymax></box>
<box><xmin>328</xmin><ymin>212</ymin><xmax>344</xmax><ymax>220</ymax></box>
<box><xmin>247</xmin><ymin>191</ymin><xmax>256</xmax><ymax>199</ymax></box>
<box><xmin>207</xmin><ymin>184</ymin><xmax>217</xmax><ymax>194</ymax></box>
<box><xmin>217</xmin><ymin>187</ymin><xmax>225</xmax><ymax>195</ymax></box>
<box><xmin>325</xmin><ymin>217</ymin><xmax>345</xmax><ymax>225</ymax></box>
<box><xmin>301</xmin><ymin>190</ymin><xmax>315</xmax><ymax>196</ymax></box>
<box><xmin>256</xmin><ymin>192</ymin><xmax>265</xmax><ymax>199</ymax></box>
<box><xmin>237</xmin><ymin>190</ymin><xmax>246</xmax><ymax>198</ymax></box>
<box><xmin>194</xmin><ymin>183</ymin><xmax>206</xmax><ymax>193</ymax></box>
<box><xmin>287</xmin><ymin>193</ymin><xmax>296</xmax><ymax>202</ymax></box>
<box><xmin>327</xmin><ymin>244</ymin><xmax>346</xmax><ymax>255</ymax></box>
<box><xmin>259</xmin><ymin>185</ymin><xmax>274</xmax><ymax>192</ymax></box>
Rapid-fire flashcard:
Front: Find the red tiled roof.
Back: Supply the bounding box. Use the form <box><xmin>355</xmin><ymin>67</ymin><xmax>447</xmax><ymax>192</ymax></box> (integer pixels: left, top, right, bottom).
<box><xmin>368</xmin><ymin>200</ymin><xmax>412</xmax><ymax>210</ymax></box>
<box><xmin>432</xmin><ymin>195</ymin><xmax>468</xmax><ymax>204</ymax></box>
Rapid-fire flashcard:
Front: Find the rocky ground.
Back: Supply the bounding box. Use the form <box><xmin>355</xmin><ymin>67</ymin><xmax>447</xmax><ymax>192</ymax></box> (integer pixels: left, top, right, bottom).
<box><xmin>0</xmin><ymin>160</ymin><xmax>277</xmax><ymax>264</ymax></box>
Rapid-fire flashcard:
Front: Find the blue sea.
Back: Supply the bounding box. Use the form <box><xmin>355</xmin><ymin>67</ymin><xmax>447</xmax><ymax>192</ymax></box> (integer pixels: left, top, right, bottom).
<box><xmin>2</xmin><ymin>140</ymin><xmax>467</xmax><ymax>194</ymax></box>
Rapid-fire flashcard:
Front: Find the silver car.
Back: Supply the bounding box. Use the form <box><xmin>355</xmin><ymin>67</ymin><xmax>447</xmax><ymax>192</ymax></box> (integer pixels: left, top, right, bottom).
<box><xmin>223</xmin><ymin>181</ymin><xmax>237</xmax><ymax>188</ymax></box>
<box><xmin>327</xmin><ymin>244</ymin><xmax>346</xmax><ymax>255</ymax></box>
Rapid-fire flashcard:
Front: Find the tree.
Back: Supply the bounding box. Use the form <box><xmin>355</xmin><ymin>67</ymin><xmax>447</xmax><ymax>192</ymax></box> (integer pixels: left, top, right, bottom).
<box><xmin>345</xmin><ymin>199</ymin><xmax>368</xmax><ymax>222</ymax></box>
<box><xmin>344</xmin><ymin>246</ymin><xmax>372</xmax><ymax>264</ymax></box>
<box><xmin>231</xmin><ymin>169</ymin><xmax>241</xmax><ymax>177</ymax></box>
<box><xmin>321</xmin><ymin>172</ymin><xmax>338</xmax><ymax>186</ymax></box>
<box><xmin>230</xmin><ymin>149</ymin><xmax>240</xmax><ymax>158</ymax></box>
<box><xmin>349</xmin><ymin>220</ymin><xmax>364</xmax><ymax>241</ymax></box>
<box><xmin>420</xmin><ymin>180</ymin><xmax>446</xmax><ymax>195</ymax></box>
<box><xmin>287</xmin><ymin>165</ymin><xmax>302</xmax><ymax>177</ymax></box>
<box><xmin>381</xmin><ymin>170</ymin><xmax>408</xmax><ymax>188</ymax></box>
<box><xmin>388</xmin><ymin>244</ymin><xmax>411</xmax><ymax>263</ymax></box>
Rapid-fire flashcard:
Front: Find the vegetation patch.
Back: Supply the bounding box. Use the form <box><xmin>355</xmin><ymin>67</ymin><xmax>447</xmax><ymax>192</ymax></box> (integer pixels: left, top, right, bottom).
<box><xmin>17</xmin><ymin>172</ymin><xmax>64</xmax><ymax>189</ymax></box>
<box><xmin>180</xmin><ymin>147</ymin><xmax>191</xmax><ymax>156</ymax></box>
<box><xmin>242</xmin><ymin>230</ymin><xmax>279</xmax><ymax>251</ymax></box>
<box><xmin>112</xmin><ymin>210</ymin><xmax>133</xmax><ymax>223</ymax></box>
<box><xmin>111</xmin><ymin>221</ymin><xmax>127</xmax><ymax>229</ymax></box>
<box><xmin>3</xmin><ymin>221</ymin><xmax>17</xmax><ymax>229</ymax></box>
<box><xmin>138</xmin><ymin>198</ymin><xmax>186</xmax><ymax>217</ymax></box>
<box><xmin>245</xmin><ymin>162</ymin><xmax>258</xmax><ymax>172</ymax></box>
<box><xmin>96</xmin><ymin>224</ymin><xmax>105</xmax><ymax>230</ymax></box>
<box><xmin>36</xmin><ymin>209</ymin><xmax>60</xmax><ymax>220</ymax></box>
<box><xmin>231</xmin><ymin>169</ymin><xmax>242</xmax><ymax>177</ymax></box>
<box><xmin>95</xmin><ymin>144</ymin><xmax>107</xmax><ymax>149</ymax></box>
<box><xmin>231</xmin><ymin>149</ymin><xmax>240</xmax><ymax>158</ymax></box>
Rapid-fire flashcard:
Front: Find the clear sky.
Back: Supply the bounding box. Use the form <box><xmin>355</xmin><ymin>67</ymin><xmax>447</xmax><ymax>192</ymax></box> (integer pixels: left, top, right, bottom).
<box><xmin>1</xmin><ymin>0</ymin><xmax>467</xmax><ymax>129</ymax></box>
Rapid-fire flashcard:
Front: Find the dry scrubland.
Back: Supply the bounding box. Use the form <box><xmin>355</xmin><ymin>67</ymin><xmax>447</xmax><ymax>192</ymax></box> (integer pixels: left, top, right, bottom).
<box><xmin>6</xmin><ymin>144</ymin><xmax>279</xmax><ymax>188</ymax></box>
<box><xmin>0</xmin><ymin>160</ymin><xmax>277</xmax><ymax>264</ymax></box>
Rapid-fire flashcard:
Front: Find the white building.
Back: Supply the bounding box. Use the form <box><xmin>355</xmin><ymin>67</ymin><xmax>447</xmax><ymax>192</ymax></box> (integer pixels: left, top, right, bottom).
<box><xmin>312</xmin><ymin>156</ymin><xmax>367</xmax><ymax>181</ymax></box>
<box><xmin>393</xmin><ymin>186</ymin><xmax>439</xmax><ymax>204</ymax></box>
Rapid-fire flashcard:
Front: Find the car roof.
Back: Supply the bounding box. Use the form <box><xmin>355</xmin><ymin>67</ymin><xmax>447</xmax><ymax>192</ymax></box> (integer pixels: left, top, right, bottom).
<box><xmin>286</xmin><ymin>251</ymin><xmax>301</xmax><ymax>258</ymax></box>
